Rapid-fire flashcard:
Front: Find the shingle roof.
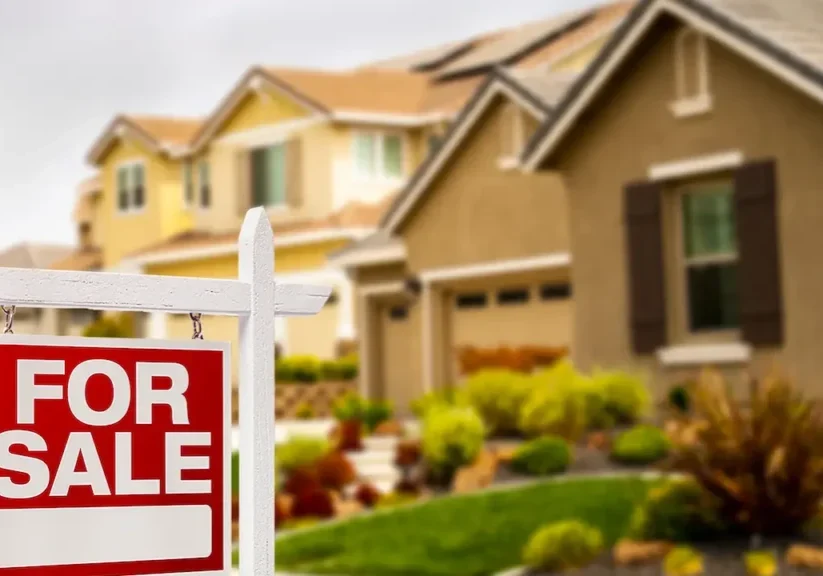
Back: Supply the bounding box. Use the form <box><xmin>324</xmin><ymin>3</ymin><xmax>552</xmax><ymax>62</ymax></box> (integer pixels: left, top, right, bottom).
<box><xmin>501</xmin><ymin>68</ymin><xmax>582</xmax><ymax>108</ymax></box>
<box><xmin>125</xmin><ymin>115</ymin><xmax>203</xmax><ymax>146</ymax></box>
<box><xmin>0</xmin><ymin>243</ymin><xmax>74</xmax><ymax>269</ymax></box>
<box><xmin>49</xmin><ymin>247</ymin><xmax>103</xmax><ymax>272</ymax></box>
<box><xmin>522</xmin><ymin>0</ymin><xmax>823</xmax><ymax>167</ymax></box>
<box><xmin>433</xmin><ymin>8</ymin><xmax>597</xmax><ymax>80</ymax></box>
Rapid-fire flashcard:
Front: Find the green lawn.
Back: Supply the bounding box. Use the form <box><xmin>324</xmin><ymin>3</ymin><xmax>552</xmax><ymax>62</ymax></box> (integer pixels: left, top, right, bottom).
<box><xmin>261</xmin><ymin>475</ymin><xmax>659</xmax><ymax>576</ymax></box>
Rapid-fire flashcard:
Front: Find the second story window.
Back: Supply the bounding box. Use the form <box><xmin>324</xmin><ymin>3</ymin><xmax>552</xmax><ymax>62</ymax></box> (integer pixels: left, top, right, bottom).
<box><xmin>251</xmin><ymin>144</ymin><xmax>286</xmax><ymax>208</ymax></box>
<box><xmin>116</xmin><ymin>163</ymin><xmax>145</xmax><ymax>213</ymax></box>
<box><xmin>353</xmin><ymin>132</ymin><xmax>404</xmax><ymax>180</ymax></box>
<box><xmin>183</xmin><ymin>161</ymin><xmax>194</xmax><ymax>207</ymax></box>
<box><xmin>198</xmin><ymin>160</ymin><xmax>211</xmax><ymax>208</ymax></box>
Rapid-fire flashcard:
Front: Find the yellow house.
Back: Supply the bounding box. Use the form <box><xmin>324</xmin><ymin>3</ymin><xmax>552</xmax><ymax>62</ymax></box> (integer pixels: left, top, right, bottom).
<box><xmin>48</xmin><ymin>1</ymin><xmax>633</xmax><ymax>390</ymax></box>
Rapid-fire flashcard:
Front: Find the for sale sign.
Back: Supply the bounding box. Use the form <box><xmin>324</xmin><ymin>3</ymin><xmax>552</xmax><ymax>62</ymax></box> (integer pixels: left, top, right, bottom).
<box><xmin>0</xmin><ymin>335</ymin><xmax>231</xmax><ymax>576</ymax></box>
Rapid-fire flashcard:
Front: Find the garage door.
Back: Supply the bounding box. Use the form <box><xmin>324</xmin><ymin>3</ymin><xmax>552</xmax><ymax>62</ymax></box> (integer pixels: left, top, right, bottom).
<box><xmin>379</xmin><ymin>300</ymin><xmax>423</xmax><ymax>417</ymax></box>
<box><xmin>449</xmin><ymin>282</ymin><xmax>573</xmax><ymax>375</ymax></box>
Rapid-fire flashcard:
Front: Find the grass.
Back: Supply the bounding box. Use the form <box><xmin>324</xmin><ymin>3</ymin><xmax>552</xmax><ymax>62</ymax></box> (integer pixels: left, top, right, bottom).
<box><xmin>231</xmin><ymin>450</ymin><xmax>239</xmax><ymax>496</ymax></box>
<box><xmin>253</xmin><ymin>475</ymin><xmax>660</xmax><ymax>576</ymax></box>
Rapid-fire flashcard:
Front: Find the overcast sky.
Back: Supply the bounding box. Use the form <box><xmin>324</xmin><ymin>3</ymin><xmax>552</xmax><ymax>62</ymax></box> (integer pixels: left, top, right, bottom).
<box><xmin>0</xmin><ymin>0</ymin><xmax>601</xmax><ymax>251</ymax></box>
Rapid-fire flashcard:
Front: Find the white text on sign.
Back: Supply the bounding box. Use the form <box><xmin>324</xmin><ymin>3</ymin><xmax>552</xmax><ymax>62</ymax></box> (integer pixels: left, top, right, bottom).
<box><xmin>0</xmin><ymin>359</ymin><xmax>211</xmax><ymax>499</ymax></box>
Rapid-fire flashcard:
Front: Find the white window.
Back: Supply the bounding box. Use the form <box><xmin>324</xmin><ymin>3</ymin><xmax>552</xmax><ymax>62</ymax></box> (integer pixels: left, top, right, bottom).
<box><xmin>251</xmin><ymin>144</ymin><xmax>287</xmax><ymax>207</ymax></box>
<box><xmin>671</xmin><ymin>28</ymin><xmax>712</xmax><ymax>117</ymax></box>
<box><xmin>353</xmin><ymin>132</ymin><xmax>404</xmax><ymax>180</ymax></box>
<box><xmin>116</xmin><ymin>163</ymin><xmax>146</xmax><ymax>213</ymax></box>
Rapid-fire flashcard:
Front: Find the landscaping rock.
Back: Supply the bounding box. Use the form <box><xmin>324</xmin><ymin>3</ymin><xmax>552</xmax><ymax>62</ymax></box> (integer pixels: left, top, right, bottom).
<box><xmin>276</xmin><ymin>493</ymin><xmax>293</xmax><ymax>515</ymax></box>
<box><xmin>613</xmin><ymin>539</ymin><xmax>673</xmax><ymax>566</ymax></box>
<box><xmin>333</xmin><ymin>498</ymin><xmax>364</xmax><ymax>519</ymax></box>
<box><xmin>452</xmin><ymin>449</ymin><xmax>499</xmax><ymax>494</ymax></box>
<box><xmin>373</xmin><ymin>419</ymin><xmax>404</xmax><ymax>436</ymax></box>
<box><xmin>786</xmin><ymin>544</ymin><xmax>823</xmax><ymax>569</ymax></box>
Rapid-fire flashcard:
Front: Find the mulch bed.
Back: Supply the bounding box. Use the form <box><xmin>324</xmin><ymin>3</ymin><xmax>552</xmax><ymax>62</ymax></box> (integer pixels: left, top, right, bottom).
<box><xmin>523</xmin><ymin>539</ymin><xmax>819</xmax><ymax>575</ymax></box>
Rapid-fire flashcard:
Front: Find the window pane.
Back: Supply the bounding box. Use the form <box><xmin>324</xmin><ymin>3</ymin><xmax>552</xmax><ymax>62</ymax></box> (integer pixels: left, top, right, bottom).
<box><xmin>354</xmin><ymin>134</ymin><xmax>375</xmax><ymax>175</ymax></box>
<box><xmin>132</xmin><ymin>165</ymin><xmax>145</xmax><ymax>208</ymax></box>
<box><xmin>682</xmin><ymin>186</ymin><xmax>736</xmax><ymax>258</ymax></box>
<box><xmin>382</xmin><ymin>134</ymin><xmax>403</xmax><ymax>177</ymax></box>
<box><xmin>183</xmin><ymin>162</ymin><xmax>194</xmax><ymax>204</ymax></box>
<box><xmin>117</xmin><ymin>168</ymin><xmax>129</xmax><ymax>211</ymax></box>
<box><xmin>268</xmin><ymin>144</ymin><xmax>286</xmax><ymax>205</ymax></box>
<box><xmin>687</xmin><ymin>262</ymin><xmax>739</xmax><ymax>331</ymax></box>
<box><xmin>251</xmin><ymin>148</ymin><xmax>268</xmax><ymax>207</ymax></box>
<box><xmin>199</xmin><ymin>162</ymin><xmax>210</xmax><ymax>207</ymax></box>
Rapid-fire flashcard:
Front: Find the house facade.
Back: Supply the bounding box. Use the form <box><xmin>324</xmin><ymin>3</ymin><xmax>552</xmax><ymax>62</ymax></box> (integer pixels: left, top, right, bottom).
<box><xmin>335</xmin><ymin>69</ymin><xmax>581</xmax><ymax>413</ymax></box>
<box><xmin>44</xmin><ymin>1</ymin><xmax>632</xmax><ymax>391</ymax></box>
<box><xmin>521</xmin><ymin>0</ymin><xmax>823</xmax><ymax>400</ymax></box>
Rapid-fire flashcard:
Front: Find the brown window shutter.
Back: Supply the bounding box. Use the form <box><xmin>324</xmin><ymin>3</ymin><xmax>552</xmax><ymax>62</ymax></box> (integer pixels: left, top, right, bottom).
<box><xmin>734</xmin><ymin>159</ymin><xmax>783</xmax><ymax>346</ymax></box>
<box><xmin>624</xmin><ymin>180</ymin><xmax>667</xmax><ymax>354</ymax></box>
<box><xmin>285</xmin><ymin>138</ymin><xmax>303</xmax><ymax>208</ymax></box>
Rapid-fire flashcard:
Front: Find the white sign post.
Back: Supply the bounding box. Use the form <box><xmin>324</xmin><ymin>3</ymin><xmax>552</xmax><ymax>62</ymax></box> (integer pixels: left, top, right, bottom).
<box><xmin>0</xmin><ymin>207</ymin><xmax>330</xmax><ymax>576</ymax></box>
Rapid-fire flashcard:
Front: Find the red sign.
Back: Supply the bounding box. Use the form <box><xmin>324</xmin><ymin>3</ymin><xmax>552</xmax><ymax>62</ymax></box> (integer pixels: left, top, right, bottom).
<box><xmin>0</xmin><ymin>335</ymin><xmax>230</xmax><ymax>576</ymax></box>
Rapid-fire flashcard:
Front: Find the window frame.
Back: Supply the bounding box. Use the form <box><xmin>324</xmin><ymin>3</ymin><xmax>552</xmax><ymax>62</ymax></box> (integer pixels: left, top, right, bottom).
<box><xmin>670</xmin><ymin>177</ymin><xmax>741</xmax><ymax>343</ymax></box>
<box><xmin>115</xmin><ymin>160</ymin><xmax>147</xmax><ymax>215</ymax></box>
<box><xmin>352</xmin><ymin>130</ymin><xmax>405</xmax><ymax>181</ymax></box>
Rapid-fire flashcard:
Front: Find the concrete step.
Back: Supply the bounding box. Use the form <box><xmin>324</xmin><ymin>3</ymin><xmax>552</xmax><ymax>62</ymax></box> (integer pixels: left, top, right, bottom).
<box><xmin>346</xmin><ymin>449</ymin><xmax>394</xmax><ymax>467</ymax></box>
<box><xmin>353</xmin><ymin>461</ymin><xmax>399</xmax><ymax>480</ymax></box>
<box><xmin>363</xmin><ymin>435</ymin><xmax>399</xmax><ymax>452</ymax></box>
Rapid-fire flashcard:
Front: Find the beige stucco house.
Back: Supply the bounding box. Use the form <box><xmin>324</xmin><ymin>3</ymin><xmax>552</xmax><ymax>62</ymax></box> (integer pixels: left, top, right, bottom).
<box><xmin>334</xmin><ymin>69</ymin><xmax>580</xmax><ymax>414</ymax></box>
<box><xmin>521</xmin><ymin>0</ymin><xmax>823</xmax><ymax>400</ymax></box>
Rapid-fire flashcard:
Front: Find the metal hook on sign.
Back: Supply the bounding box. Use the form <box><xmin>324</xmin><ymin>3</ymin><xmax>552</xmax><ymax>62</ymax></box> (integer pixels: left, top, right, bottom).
<box><xmin>2</xmin><ymin>305</ymin><xmax>15</xmax><ymax>334</ymax></box>
<box><xmin>190</xmin><ymin>312</ymin><xmax>203</xmax><ymax>340</ymax></box>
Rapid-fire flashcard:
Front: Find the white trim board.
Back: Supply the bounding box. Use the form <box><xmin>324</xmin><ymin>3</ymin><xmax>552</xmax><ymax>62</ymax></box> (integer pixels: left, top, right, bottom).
<box><xmin>383</xmin><ymin>77</ymin><xmax>549</xmax><ymax>234</ymax></box>
<box><xmin>128</xmin><ymin>227</ymin><xmax>373</xmax><ymax>267</ymax></box>
<box><xmin>331</xmin><ymin>242</ymin><xmax>407</xmax><ymax>269</ymax></box>
<box><xmin>657</xmin><ymin>342</ymin><xmax>751</xmax><ymax>367</ymax></box>
<box><xmin>523</xmin><ymin>0</ymin><xmax>823</xmax><ymax>171</ymax></box>
<box><xmin>648</xmin><ymin>150</ymin><xmax>743</xmax><ymax>180</ymax></box>
<box><xmin>419</xmin><ymin>253</ymin><xmax>571</xmax><ymax>284</ymax></box>
<box><xmin>331</xmin><ymin>111</ymin><xmax>453</xmax><ymax>127</ymax></box>
<box><xmin>214</xmin><ymin>116</ymin><xmax>325</xmax><ymax>148</ymax></box>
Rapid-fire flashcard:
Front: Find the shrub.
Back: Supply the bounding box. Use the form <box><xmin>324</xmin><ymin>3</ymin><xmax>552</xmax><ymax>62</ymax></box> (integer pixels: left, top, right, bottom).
<box><xmin>460</xmin><ymin>369</ymin><xmax>534</xmax><ymax>436</ymax></box>
<box><xmin>362</xmin><ymin>400</ymin><xmax>393</xmax><ymax>433</ymax></box>
<box><xmin>280</xmin><ymin>517</ymin><xmax>322</xmax><ymax>531</ymax></box>
<box><xmin>394</xmin><ymin>439</ymin><xmax>422</xmax><ymax>467</ymax></box>
<box><xmin>663</xmin><ymin>546</ymin><xmax>703</xmax><ymax>576</ymax></box>
<box><xmin>522</xmin><ymin>520</ymin><xmax>603</xmax><ymax>572</ymax></box>
<box><xmin>315</xmin><ymin>451</ymin><xmax>356</xmax><ymax>491</ymax></box>
<box><xmin>354</xmin><ymin>483</ymin><xmax>381</xmax><ymax>508</ymax></box>
<box><xmin>294</xmin><ymin>402</ymin><xmax>315</xmax><ymax>420</ymax></box>
<box><xmin>580</xmin><ymin>378</ymin><xmax>614</xmax><ymax>430</ymax></box>
<box><xmin>611</xmin><ymin>425</ymin><xmax>671</xmax><ymax>465</ymax></box>
<box><xmin>410</xmin><ymin>388</ymin><xmax>460</xmax><ymax>419</ymax></box>
<box><xmin>744</xmin><ymin>550</ymin><xmax>777</xmax><ymax>576</ymax></box>
<box><xmin>518</xmin><ymin>360</ymin><xmax>588</xmax><ymax>441</ymax></box>
<box><xmin>290</xmin><ymin>488</ymin><xmax>334</xmax><ymax>519</ymax></box>
<box><xmin>332</xmin><ymin>392</ymin><xmax>366</xmax><ymax>422</ymax></box>
<box><xmin>320</xmin><ymin>356</ymin><xmax>358</xmax><ymax>381</ymax></box>
<box><xmin>628</xmin><ymin>478</ymin><xmax>727</xmax><ymax>542</ymax></box>
<box><xmin>82</xmin><ymin>313</ymin><xmax>134</xmax><ymax>338</ymax></box>
<box><xmin>231</xmin><ymin>450</ymin><xmax>240</xmax><ymax>495</ymax></box>
<box><xmin>421</xmin><ymin>405</ymin><xmax>485</xmax><ymax>482</ymax></box>
<box><xmin>668</xmin><ymin>384</ymin><xmax>691</xmax><ymax>414</ymax></box>
<box><xmin>276</xmin><ymin>436</ymin><xmax>329</xmax><ymax>474</ymax></box>
<box><xmin>592</xmin><ymin>368</ymin><xmax>650</xmax><ymax>424</ymax></box>
<box><xmin>289</xmin><ymin>356</ymin><xmax>321</xmax><ymax>383</ymax></box>
<box><xmin>670</xmin><ymin>369</ymin><xmax>823</xmax><ymax>536</ymax></box>
<box><xmin>282</xmin><ymin>467</ymin><xmax>322</xmax><ymax>496</ymax></box>
<box><xmin>510</xmin><ymin>435</ymin><xmax>571</xmax><ymax>476</ymax></box>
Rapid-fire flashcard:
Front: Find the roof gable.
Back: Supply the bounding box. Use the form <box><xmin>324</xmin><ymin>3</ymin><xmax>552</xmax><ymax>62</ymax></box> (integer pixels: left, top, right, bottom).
<box><xmin>522</xmin><ymin>0</ymin><xmax>823</xmax><ymax>170</ymax></box>
<box><xmin>86</xmin><ymin>115</ymin><xmax>202</xmax><ymax>166</ymax></box>
<box><xmin>381</xmin><ymin>68</ymin><xmax>577</xmax><ymax>235</ymax></box>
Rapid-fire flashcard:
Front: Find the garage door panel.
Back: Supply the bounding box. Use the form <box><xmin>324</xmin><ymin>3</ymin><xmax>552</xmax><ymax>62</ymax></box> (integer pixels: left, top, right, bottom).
<box><xmin>379</xmin><ymin>301</ymin><xmax>423</xmax><ymax>416</ymax></box>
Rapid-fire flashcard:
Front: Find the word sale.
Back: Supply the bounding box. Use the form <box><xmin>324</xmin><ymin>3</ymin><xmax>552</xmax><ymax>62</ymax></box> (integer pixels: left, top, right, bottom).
<box><xmin>0</xmin><ymin>359</ymin><xmax>212</xmax><ymax>499</ymax></box>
